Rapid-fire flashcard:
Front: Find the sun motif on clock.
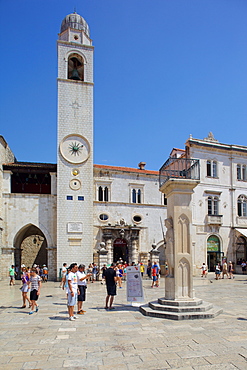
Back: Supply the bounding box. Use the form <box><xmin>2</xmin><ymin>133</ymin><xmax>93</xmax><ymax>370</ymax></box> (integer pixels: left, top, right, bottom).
<box><xmin>60</xmin><ymin>134</ymin><xmax>90</xmax><ymax>164</ymax></box>
<box><xmin>68</xmin><ymin>142</ymin><xmax>84</xmax><ymax>156</ymax></box>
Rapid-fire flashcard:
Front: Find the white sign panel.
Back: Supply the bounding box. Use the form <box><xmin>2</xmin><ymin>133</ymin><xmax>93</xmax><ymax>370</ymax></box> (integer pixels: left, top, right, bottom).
<box><xmin>67</xmin><ymin>222</ymin><xmax>83</xmax><ymax>233</ymax></box>
<box><xmin>126</xmin><ymin>266</ymin><xmax>144</xmax><ymax>302</ymax></box>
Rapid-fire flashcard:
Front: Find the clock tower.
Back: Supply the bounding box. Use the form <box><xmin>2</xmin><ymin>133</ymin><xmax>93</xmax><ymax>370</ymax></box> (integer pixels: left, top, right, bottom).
<box><xmin>57</xmin><ymin>12</ymin><xmax>94</xmax><ymax>277</ymax></box>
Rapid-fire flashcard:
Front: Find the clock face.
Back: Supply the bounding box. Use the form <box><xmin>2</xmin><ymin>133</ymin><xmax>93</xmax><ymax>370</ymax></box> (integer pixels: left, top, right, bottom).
<box><xmin>60</xmin><ymin>134</ymin><xmax>90</xmax><ymax>164</ymax></box>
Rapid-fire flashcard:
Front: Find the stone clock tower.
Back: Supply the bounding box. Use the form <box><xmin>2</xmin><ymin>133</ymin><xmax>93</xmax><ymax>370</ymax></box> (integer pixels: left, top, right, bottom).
<box><xmin>57</xmin><ymin>12</ymin><xmax>94</xmax><ymax>277</ymax></box>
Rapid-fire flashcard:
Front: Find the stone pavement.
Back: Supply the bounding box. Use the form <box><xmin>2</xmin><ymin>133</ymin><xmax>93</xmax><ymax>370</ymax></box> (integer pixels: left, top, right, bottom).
<box><xmin>0</xmin><ymin>273</ymin><xmax>247</xmax><ymax>370</ymax></box>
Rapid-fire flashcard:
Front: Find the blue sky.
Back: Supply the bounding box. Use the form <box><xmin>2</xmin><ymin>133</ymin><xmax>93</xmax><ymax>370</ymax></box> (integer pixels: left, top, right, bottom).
<box><xmin>0</xmin><ymin>0</ymin><xmax>246</xmax><ymax>170</ymax></box>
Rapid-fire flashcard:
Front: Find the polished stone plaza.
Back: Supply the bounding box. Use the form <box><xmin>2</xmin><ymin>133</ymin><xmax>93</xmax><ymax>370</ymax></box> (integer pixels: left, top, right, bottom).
<box><xmin>0</xmin><ymin>274</ymin><xmax>247</xmax><ymax>370</ymax></box>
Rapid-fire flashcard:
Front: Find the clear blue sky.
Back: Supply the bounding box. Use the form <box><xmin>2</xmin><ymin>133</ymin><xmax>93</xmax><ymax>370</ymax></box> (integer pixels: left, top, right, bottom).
<box><xmin>0</xmin><ymin>0</ymin><xmax>246</xmax><ymax>170</ymax></box>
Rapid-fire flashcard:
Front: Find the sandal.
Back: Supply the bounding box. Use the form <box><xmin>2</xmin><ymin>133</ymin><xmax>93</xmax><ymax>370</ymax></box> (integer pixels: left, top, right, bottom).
<box><xmin>20</xmin><ymin>305</ymin><xmax>26</xmax><ymax>309</ymax></box>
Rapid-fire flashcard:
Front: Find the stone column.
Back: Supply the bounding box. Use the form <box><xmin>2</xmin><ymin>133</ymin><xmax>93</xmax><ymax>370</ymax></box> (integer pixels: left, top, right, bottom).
<box><xmin>160</xmin><ymin>178</ymin><xmax>199</xmax><ymax>301</ymax></box>
<box><xmin>131</xmin><ymin>239</ymin><xmax>138</xmax><ymax>263</ymax></box>
<box><xmin>106</xmin><ymin>239</ymin><xmax>113</xmax><ymax>264</ymax></box>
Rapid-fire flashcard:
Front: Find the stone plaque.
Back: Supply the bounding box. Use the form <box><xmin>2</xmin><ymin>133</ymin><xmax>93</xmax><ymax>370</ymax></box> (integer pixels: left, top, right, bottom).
<box><xmin>67</xmin><ymin>222</ymin><xmax>83</xmax><ymax>233</ymax></box>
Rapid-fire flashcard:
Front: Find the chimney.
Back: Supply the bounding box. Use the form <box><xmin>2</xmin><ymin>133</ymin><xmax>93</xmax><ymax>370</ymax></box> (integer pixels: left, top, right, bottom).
<box><xmin>138</xmin><ymin>162</ymin><xmax>146</xmax><ymax>170</ymax></box>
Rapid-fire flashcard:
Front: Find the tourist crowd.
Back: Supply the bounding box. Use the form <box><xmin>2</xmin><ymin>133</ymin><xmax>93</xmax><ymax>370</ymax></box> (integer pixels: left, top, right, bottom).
<box><xmin>9</xmin><ymin>260</ymin><xmax>164</xmax><ymax>320</ymax></box>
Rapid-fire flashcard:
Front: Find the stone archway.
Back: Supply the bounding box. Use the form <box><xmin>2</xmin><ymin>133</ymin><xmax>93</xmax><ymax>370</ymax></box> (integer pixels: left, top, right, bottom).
<box><xmin>14</xmin><ymin>224</ymin><xmax>47</xmax><ymax>274</ymax></box>
<box><xmin>207</xmin><ymin>234</ymin><xmax>222</xmax><ymax>272</ymax></box>
<box><xmin>102</xmin><ymin>225</ymin><xmax>140</xmax><ymax>265</ymax></box>
<box><xmin>113</xmin><ymin>238</ymin><xmax>128</xmax><ymax>263</ymax></box>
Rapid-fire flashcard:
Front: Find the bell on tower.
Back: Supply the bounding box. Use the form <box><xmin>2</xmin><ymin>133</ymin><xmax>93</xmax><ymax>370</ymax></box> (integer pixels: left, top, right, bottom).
<box><xmin>68</xmin><ymin>54</ymin><xmax>84</xmax><ymax>81</ymax></box>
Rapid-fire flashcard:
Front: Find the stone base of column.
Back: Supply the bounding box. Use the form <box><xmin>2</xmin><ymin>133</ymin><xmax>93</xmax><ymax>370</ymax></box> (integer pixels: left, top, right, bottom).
<box><xmin>140</xmin><ymin>297</ymin><xmax>222</xmax><ymax>320</ymax></box>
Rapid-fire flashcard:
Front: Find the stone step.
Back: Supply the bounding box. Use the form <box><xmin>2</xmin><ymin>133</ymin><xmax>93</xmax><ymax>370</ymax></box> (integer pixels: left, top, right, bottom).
<box><xmin>158</xmin><ymin>297</ymin><xmax>203</xmax><ymax>306</ymax></box>
<box><xmin>149</xmin><ymin>300</ymin><xmax>213</xmax><ymax>313</ymax></box>
<box><xmin>139</xmin><ymin>303</ymin><xmax>223</xmax><ymax>320</ymax></box>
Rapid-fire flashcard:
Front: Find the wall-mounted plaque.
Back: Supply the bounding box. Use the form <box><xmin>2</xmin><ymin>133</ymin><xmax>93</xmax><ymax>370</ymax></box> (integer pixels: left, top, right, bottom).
<box><xmin>67</xmin><ymin>222</ymin><xmax>83</xmax><ymax>233</ymax></box>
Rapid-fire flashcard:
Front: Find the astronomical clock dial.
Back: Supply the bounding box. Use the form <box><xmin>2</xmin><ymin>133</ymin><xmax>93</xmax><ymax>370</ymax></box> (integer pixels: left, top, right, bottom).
<box><xmin>60</xmin><ymin>134</ymin><xmax>90</xmax><ymax>164</ymax></box>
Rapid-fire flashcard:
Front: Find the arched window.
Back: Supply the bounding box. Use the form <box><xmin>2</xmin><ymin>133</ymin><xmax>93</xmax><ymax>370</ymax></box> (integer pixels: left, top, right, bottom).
<box><xmin>207</xmin><ymin>235</ymin><xmax>220</xmax><ymax>252</ymax></box>
<box><xmin>208</xmin><ymin>196</ymin><xmax>219</xmax><ymax>215</ymax></box>
<box><xmin>98</xmin><ymin>186</ymin><xmax>109</xmax><ymax>202</ymax></box>
<box><xmin>132</xmin><ymin>189</ymin><xmax>136</xmax><ymax>203</ymax></box>
<box><xmin>207</xmin><ymin>234</ymin><xmax>221</xmax><ymax>272</ymax></box>
<box><xmin>237</xmin><ymin>195</ymin><xmax>247</xmax><ymax>217</ymax></box>
<box><xmin>68</xmin><ymin>54</ymin><xmax>84</xmax><ymax>81</ymax></box>
<box><xmin>132</xmin><ymin>188</ymin><xmax>142</xmax><ymax>204</ymax></box>
<box><xmin>98</xmin><ymin>186</ymin><xmax>103</xmax><ymax>201</ymax></box>
<box><xmin>137</xmin><ymin>189</ymin><xmax>141</xmax><ymax>204</ymax></box>
<box><xmin>104</xmin><ymin>187</ymin><xmax>108</xmax><ymax>202</ymax></box>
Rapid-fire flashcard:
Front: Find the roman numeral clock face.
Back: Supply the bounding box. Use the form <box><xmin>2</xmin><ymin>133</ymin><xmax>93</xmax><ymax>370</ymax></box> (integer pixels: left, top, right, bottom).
<box><xmin>60</xmin><ymin>134</ymin><xmax>90</xmax><ymax>164</ymax></box>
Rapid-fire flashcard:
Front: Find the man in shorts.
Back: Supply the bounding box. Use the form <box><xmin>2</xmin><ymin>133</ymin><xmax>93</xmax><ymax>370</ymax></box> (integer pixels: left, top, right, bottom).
<box><xmin>103</xmin><ymin>263</ymin><xmax>117</xmax><ymax>310</ymax></box>
<box><xmin>67</xmin><ymin>263</ymin><xmax>78</xmax><ymax>321</ymax></box>
<box><xmin>77</xmin><ymin>264</ymin><xmax>91</xmax><ymax>314</ymax></box>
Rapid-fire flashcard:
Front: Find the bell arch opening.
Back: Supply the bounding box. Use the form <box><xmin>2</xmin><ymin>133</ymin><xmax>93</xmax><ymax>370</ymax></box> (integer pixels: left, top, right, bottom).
<box><xmin>68</xmin><ymin>53</ymin><xmax>84</xmax><ymax>81</ymax></box>
<box><xmin>14</xmin><ymin>224</ymin><xmax>47</xmax><ymax>275</ymax></box>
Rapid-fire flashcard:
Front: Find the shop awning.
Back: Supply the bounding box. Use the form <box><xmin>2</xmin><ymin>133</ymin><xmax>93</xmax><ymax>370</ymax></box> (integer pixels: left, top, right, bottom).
<box><xmin>235</xmin><ymin>228</ymin><xmax>247</xmax><ymax>238</ymax></box>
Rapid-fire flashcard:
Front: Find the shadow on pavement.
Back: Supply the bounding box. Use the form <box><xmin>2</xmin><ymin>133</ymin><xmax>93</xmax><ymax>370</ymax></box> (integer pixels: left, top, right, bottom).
<box><xmin>49</xmin><ymin>316</ymin><xmax>68</xmax><ymax>321</ymax></box>
<box><xmin>90</xmin><ymin>304</ymin><xmax>140</xmax><ymax>312</ymax></box>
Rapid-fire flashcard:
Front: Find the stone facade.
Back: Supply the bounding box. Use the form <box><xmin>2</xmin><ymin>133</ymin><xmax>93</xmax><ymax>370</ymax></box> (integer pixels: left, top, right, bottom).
<box><xmin>185</xmin><ymin>134</ymin><xmax>247</xmax><ymax>274</ymax></box>
<box><xmin>93</xmin><ymin>165</ymin><xmax>166</xmax><ymax>265</ymax></box>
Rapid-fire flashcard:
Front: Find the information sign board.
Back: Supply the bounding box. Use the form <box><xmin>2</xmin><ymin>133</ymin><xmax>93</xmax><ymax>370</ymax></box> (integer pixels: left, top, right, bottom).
<box><xmin>126</xmin><ymin>266</ymin><xmax>144</xmax><ymax>302</ymax></box>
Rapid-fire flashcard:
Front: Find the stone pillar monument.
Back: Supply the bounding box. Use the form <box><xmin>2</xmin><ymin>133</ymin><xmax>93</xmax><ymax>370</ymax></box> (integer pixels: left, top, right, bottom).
<box><xmin>162</xmin><ymin>179</ymin><xmax>197</xmax><ymax>300</ymax></box>
<box><xmin>140</xmin><ymin>178</ymin><xmax>222</xmax><ymax>320</ymax></box>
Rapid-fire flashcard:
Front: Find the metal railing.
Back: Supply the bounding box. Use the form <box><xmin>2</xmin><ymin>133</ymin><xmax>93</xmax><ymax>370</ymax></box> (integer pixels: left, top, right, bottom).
<box><xmin>159</xmin><ymin>157</ymin><xmax>200</xmax><ymax>187</ymax></box>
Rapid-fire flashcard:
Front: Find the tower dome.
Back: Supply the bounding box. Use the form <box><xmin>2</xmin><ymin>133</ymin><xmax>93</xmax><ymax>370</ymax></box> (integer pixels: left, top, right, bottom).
<box><xmin>60</xmin><ymin>12</ymin><xmax>90</xmax><ymax>37</ymax></box>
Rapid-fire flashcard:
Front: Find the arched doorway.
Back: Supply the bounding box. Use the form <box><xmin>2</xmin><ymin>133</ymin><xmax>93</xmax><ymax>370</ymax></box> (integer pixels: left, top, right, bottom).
<box><xmin>14</xmin><ymin>224</ymin><xmax>47</xmax><ymax>275</ymax></box>
<box><xmin>207</xmin><ymin>235</ymin><xmax>222</xmax><ymax>272</ymax></box>
<box><xmin>236</xmin><ymin>236</ymin><xmax>247</xmax><ymax>265</ymax></box>
<box><xmin>113</xmin><ymin>238</ymin><xmax>128</xmax><ymax>263</ymax></box>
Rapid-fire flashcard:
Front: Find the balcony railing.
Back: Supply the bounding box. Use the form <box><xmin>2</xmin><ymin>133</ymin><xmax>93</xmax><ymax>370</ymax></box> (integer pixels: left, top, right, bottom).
<box><xmin>159</xmin><ymin>157</ymin><xmax>200</xmax><ymax>187</ymax></box>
